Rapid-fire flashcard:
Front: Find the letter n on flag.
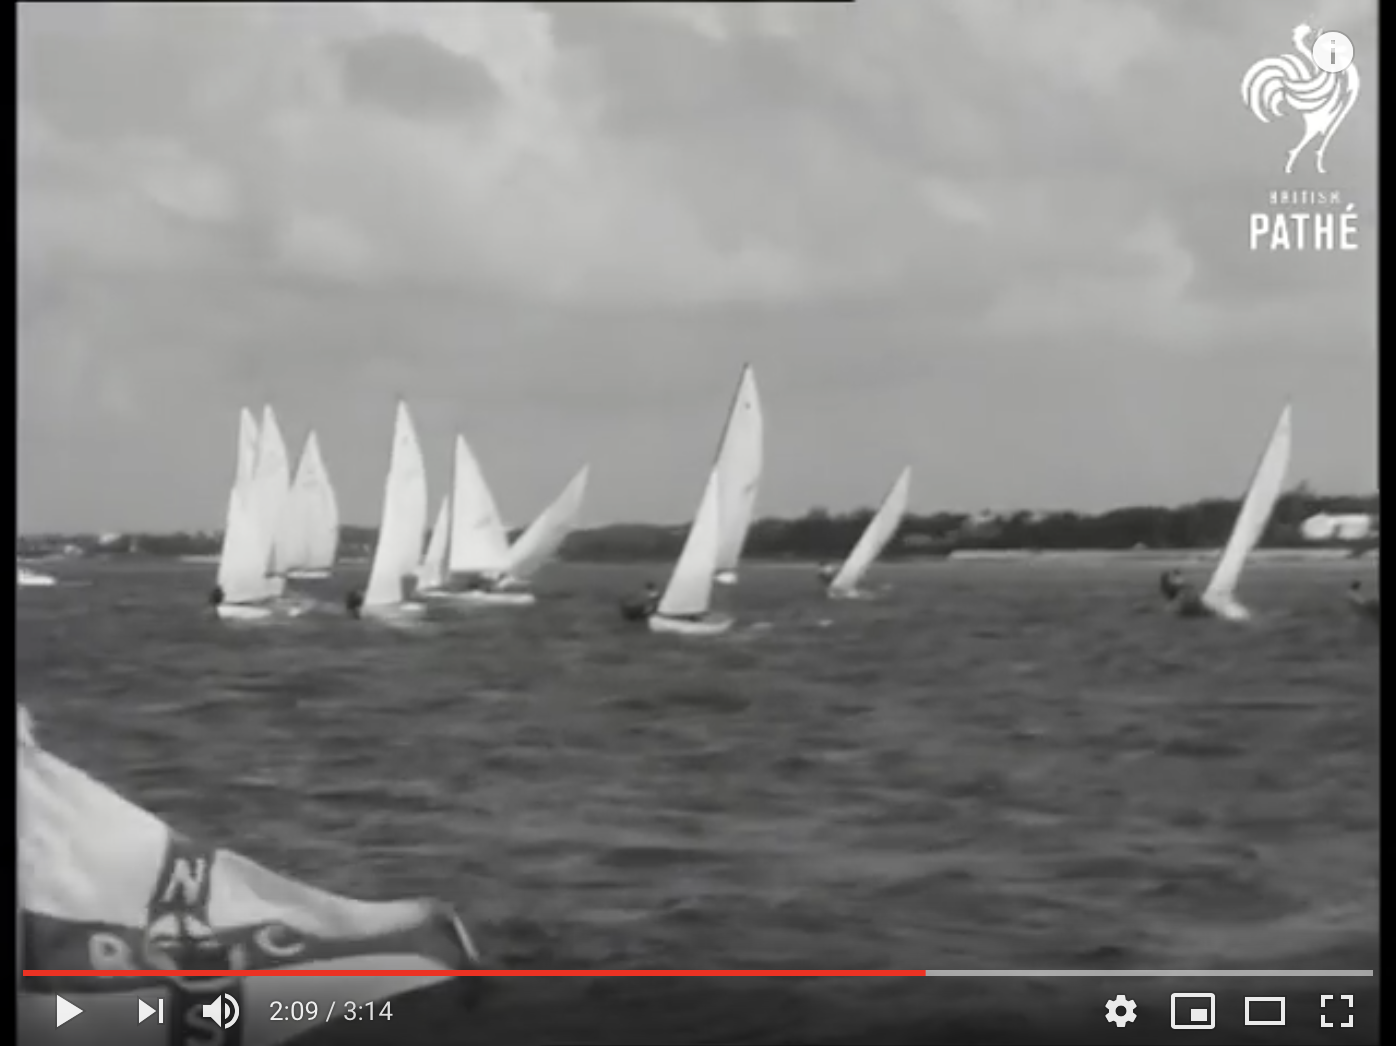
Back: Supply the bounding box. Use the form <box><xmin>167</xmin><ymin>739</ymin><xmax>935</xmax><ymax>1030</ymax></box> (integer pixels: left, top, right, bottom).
<box><xmin>17</xmin><ymin>706</ymin><xmax>484</xmax><ymax>1046</ymax></box>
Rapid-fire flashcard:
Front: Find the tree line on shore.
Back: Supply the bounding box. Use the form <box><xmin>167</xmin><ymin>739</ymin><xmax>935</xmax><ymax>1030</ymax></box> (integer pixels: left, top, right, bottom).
<box><xmin>18</xmin><ymin>485</ymin><xmax>1378</xmax><ymax>561</ymax></box>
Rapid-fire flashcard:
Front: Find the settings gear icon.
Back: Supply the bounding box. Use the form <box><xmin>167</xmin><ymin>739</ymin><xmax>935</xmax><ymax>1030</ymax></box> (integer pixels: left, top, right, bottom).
<box><xmin>1105</xmin><ymin>994</ymin><xmax>1137</xmax><ymax>1027</ymax></box>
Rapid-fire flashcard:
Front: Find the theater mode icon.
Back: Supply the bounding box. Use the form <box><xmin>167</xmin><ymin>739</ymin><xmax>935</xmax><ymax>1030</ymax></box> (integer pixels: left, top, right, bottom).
<box><xmin>1171</xmin><ymin>993</ymin><xmax>1216</xmax><ymax>1030</ymax></box>
<box><xmin>1245</xmin><ymin>997</ymin><xmax>1285</xmax><ymax>1026</ymax></box>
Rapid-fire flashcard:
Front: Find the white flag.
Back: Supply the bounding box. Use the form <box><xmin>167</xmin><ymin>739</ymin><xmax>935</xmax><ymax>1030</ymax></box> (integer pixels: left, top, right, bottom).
<box><xmin>18</xmin><ymin>705</ymin><xmax>483</xmax><ymax>1046</ymax></box>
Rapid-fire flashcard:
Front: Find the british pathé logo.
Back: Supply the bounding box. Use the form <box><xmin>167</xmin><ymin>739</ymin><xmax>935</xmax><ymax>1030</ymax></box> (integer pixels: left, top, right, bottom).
<box><xmin>1241</xmin><ymin>24</ymin><xmax>1359</xmax><ymax>175</ymax></box>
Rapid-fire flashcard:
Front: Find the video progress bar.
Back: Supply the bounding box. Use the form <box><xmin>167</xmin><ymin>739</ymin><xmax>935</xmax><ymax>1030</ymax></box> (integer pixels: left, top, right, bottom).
<box><xmin>922</xmin><ymin>970</ymin><xmax>1375</xmax><ymax>977</ymax></box>
<box><xmin>21</xmin><ymin>969</ymin><xmax>1375</xmax><ymax>978</ymax></box>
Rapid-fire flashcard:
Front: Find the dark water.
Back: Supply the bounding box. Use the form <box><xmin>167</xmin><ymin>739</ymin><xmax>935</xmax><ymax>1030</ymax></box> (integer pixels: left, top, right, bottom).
<box><xmin>17</xmin><ymin>558</ymin><xmax>1380</xmax><ymax>1044</ymax></box>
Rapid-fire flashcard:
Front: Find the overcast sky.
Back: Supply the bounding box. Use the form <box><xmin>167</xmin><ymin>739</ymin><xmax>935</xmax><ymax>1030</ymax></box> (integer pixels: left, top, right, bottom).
<box><xmin>17</xmin><ymin>0</ymin><xmax>1378</xmax><ymax>533</ymax></box>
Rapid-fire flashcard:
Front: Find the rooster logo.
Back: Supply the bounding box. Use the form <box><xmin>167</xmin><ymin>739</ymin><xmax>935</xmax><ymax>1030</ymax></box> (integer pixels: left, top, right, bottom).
<box><xmin>1241</xmin><ymin>24</ymin><xmax>1360</xmax><ymax>174</ymax></box>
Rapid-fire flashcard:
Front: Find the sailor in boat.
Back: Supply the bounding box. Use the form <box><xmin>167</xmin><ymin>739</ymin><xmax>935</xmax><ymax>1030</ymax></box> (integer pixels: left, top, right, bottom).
<box><xmin>345</xmin><ymin>589</ymin><xmax>364</xmax><ymax>619</ymax></box>
<box><xmin>1347</xmin><ymin>580</ymin><xmax>1379</xmax><ymax>621</ymax></box>
<box><xmin>619</xmin><ymin>581</ymin><xmax>662</xmax><ymax>622</ymax></box>
<box><xmin>208</xmin><ymin>585</ymin><xmax>225</xmax><ymax>608</ymax></box>
<box><xmin>817</xmin><ymin>561</ymin><xmax>838</xmax><ymax>587</ymax></box>
<box><xmin>1159</xmin><ymin>568</ymin><xmax>1208</xmax><ymax>617</ymax></box>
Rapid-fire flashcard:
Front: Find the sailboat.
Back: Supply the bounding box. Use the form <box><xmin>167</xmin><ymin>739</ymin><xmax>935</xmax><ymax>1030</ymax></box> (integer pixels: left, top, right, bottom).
<box><xmin>1346</xmin><ymin>580</ymin><xmax>1379</xmax><ymax>622</ymax></box>
<box><xmin>711</xmin><ymin>364</ymin><xmax>763</xmax><ymax>586</ymax></box>
<box><xmin>1173</xmin><ymin>403</ymin><xmax>1293</xmax><ymax>622</ymax></box>
<box><xmin>350</xmin><ymin>400</ymin><xmax>429</xmax><ymax>620</ymax></box>
<box><xmin>823</xmin><ymin>467</ymin><xmax>912</xmax><ymax>600</ymax></box>
<box><xmin>212</xmin><ymin>407</ymin><xmax>288</xmax><ymax>620</ymax></box>
<box><xmin>646</xmin><ymin>466</ymin><xmax>732</xmax><ymax>636</ymax></box>
<box><xmin>277</xmin><ymin>431</ymin><xmax>340</xmax><ymax>580</ymax></box>
<box><xmin>498</xmin><ymin>464</ymin><xmax>590</xmax><ymax>591</ymax></box>
<box><xmin>419</xmin><ymin>433</ymin><xmax>587</xmax><ymax>606</ymax></box>
<box><xmin>16</xmin><ymin>564</ymin><xmax>57</xmax><ymax>588</ymax></box>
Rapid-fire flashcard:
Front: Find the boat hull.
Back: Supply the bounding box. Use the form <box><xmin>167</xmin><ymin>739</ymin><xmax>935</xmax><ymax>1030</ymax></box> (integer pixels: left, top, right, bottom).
<box><xmin>648</xmin><ymin>613</ymin><xmax>734</xmax><ymax>636</ymax></box>
<box><xmin>713</xmin><ymin>570</ymin><xmax>739</xmax><ymax>586</ymax></box>
<box><xmin>826</xmin><ymin>586</ymin><xmax>871</xmax><ymax>601</ymax></box>
<box><xmin>420</xmin><ymin>588</ymin><xmax>535</xmax><ymax>606</ymax></box>
<box><xmin>216</xmin><ymin>603</ymin><xmax>276</xmax><ymax>621</ymax></box>
<box><xmin>286</xmin><ymin>569</ymin><xmax>332</xmax><ymax>580</ymax></box>
<box><xmin>216</xmin><ymin>599</ymin><xmax>312</xmax><ymax>621</ymax></box>
<box><xmin>1201</xmin><ymin>594</ymin><xmax>1250</xmax><ymax>622</ymax></box>
<box><xmin>357</xmin><ymin>601</ymin><xmax>428</xmax><ymax>621</ymax></box>
<box><xmin>1170</xmin><ymin>592</ymin><xmax>1249</xmax><ymax>622</ymax></box>
<box><xmin>16</xmin><ymin>571</ymin><xmax>57</xmax><ymax>588</ymax></box>
<box><xmin>1347</xmin><ymin>596</ymin><xmax>1379</xmax><ymax>622</ymax></box>
<box><xmin>618</xmin><ymin>599</ymin><xmax>652</xmax><ymax>622</ymax></box>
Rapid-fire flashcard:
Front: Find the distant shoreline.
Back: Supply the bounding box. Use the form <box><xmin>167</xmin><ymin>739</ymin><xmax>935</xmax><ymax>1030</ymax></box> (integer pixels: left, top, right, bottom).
<box><xmin>101</xmin><ymin>547</ymin><xmax>1376</xmax><ymax>568</ymax></box>
<box><xmin>18</xmin><ymin>490</ymin><xmax>1378</xmax><ymax>564</ymax></box>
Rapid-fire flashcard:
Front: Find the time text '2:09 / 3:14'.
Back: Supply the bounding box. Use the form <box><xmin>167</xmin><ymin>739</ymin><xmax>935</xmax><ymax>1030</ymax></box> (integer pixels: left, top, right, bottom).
<box><xmin>268</xmin><ymin>1000</ymin><xmax>393</xmax><ymax>1022</ymax></box>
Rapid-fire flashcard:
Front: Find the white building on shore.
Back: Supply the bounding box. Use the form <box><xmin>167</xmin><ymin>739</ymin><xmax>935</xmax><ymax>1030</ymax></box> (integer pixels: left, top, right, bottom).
<box><xmin>1299</xmin><ymin>512</ymin><xmax>1377</xmax><ymax>542</ymax></box>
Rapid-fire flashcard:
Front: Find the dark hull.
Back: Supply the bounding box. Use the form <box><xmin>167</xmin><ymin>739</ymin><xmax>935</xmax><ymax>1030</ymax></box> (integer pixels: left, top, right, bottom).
<box><xmin>618</xmin><ymin>599</ymin><xmax>651</xmax><ymax>622</ymax></box>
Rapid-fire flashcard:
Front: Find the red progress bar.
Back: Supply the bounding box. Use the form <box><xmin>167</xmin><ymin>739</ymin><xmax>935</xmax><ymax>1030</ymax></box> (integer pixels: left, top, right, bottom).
<box><xmin>24</xmin><ymin>969</ymin><xmax>925</xmax><ymax>978</ymax></box>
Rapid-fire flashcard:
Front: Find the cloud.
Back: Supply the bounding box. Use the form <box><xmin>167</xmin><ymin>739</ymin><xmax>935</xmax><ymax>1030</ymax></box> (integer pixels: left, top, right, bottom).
<box><xmin>15</xmin><ymin>1</ymin><xmax>1380</xmax><ymax>530</ymax></box>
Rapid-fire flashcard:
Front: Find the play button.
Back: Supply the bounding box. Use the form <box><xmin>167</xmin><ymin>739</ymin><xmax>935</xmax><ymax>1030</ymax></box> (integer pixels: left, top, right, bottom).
<box><xmin>138</xmin><ymin>1000</ymin><xmax>156</xmax><ymax>1024</ymax></box>
<box><xmin>56</xmin><ymin>996</ymin><xmax>83</xmax><ymax>1027</ymax></box>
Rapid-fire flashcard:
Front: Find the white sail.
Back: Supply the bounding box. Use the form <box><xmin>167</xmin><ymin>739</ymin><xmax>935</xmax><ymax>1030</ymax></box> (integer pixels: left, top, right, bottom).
<box><xmin>711</xmin><ymin>364</ymin><xmax>763</xmax><ymax>582</ymax></box>
<box><xmin>276</xmin><ymin>431</ymin><xmax>339</xmax><ymax>574</ymax></box>
<box><xmin>363</xmin><ymin>402</ymin><xmax>430</xmax><ymax>609</ymax></box>
<box><xmin>303</xmin><ymin>431</ymin><xmax>340</xmax><ymax>572</ymax></box>
<box><xmin>236</xmin><ymin>407</ymin><xmax>259</xmax><ymax>491</ymax></box>
<box><xmin>1201</xmin><ymin>403</ymin><xmax>1294</xmax><ymax>618</ymax></box>
<box><xmin>657</xmin><ymin>467</ymin><xmax>723</xmax><ymax>619</ymax></box>
<box><xmin>446</xmin><ymin>433</ymin><xmax>511</xmax><ymax>575</ymax></box>
<box><xmin>254</xmin><ymin>405</ymin><xmax>292</xmax><ymax>576</ymax></box>
<box><xmin>828</xmin><ymin>466</ymin><xmax>912</xmax><ymax>596</ymax></box>
<box><xmin>216</xmin><ymin>484</ymin><xmax>279</xmax><ymax>603</ymax></box>
<box><xmin>417</xmin><ymin>496</ymin><xmax>451</xmax><ymax>593</ymax></box>
<box><xmin>217</xmin><ymin>408</ymin><xmax>280</xmax><ymax>604</ymax></box>
<box><xmin>504</xmin><ymin>465</ymin><xmax>589</xmax><ymax>583</ymax></box>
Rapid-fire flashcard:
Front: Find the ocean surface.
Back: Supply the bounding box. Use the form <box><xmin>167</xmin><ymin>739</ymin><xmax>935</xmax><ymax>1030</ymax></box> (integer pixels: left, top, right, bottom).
<box><xmin>17</xmin><ymin>558</ymin><xmax>1380</xmax><ymax>1045</ymax></box>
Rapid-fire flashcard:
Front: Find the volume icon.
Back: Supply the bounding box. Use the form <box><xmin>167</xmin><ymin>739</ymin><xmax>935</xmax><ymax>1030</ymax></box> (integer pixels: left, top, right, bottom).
<box><xmin>201</xmin><ymin>994</ymin><xmax>240</xmax><ymax>1029</ymax></box>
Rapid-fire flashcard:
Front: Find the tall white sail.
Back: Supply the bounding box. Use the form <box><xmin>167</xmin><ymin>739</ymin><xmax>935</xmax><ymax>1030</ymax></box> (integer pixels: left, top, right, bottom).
<box><xmin>1201</xmin><ymin>403</ymin><xmax>1294</xmax><ymax>618</ymax></box>
<box><xmin>711</xmin><ymin>364</ymin><xmax>763</xmax><ymax>582</ymax></box>
<box><xmin>504</xmin><ymin>465</ymin><xmax>589</xmax><ymax>583</ymax></box>
<box><xmin>446</xmin><ymin>434</ymin><xmax>511</xmax><ymax>575</ymax></box>
<box><xmin>417</xmin><ymin>496</ymin><xmax>451</xmax><ymax>593</ymax></box>
<box><xmin>216</xmin><ymin>485</ymin><xmax>279</xmax><ymax>603</ymax></box>
<box><xmin>363</xmin><ymin>402</ymin><xmax>429</xmax><ymax>609</ymax></box>
<box><xmin>218</xmin><ymin>408</ymin><xmax>280</xmax><ymax>603</ymax></box>
<box><xmin>657</xmin><ymin>468</ymin><xmax>723</xmax><ymax>619</ymax></box>
<box><xmin>254</xmin><ymin>405</ymin><xmax>292</xmax><ymax>576</ymax></box>
<box><xmin>276</xmin><ymin>431</ymin><xmax>339</xmax><ymax>575</ymax></box>
<box><xmin>236</xmin><ymin>408</ymin><xmax>259</xmax><ymax>492</ymax></box>
<box><xmin>303</xmin><ymin>431</ymin><xmax>340</xmax><ymax>572</ymax></box>
<box><xmin>828</xmin><ymin>466</ymin><xmax>912</xmax><ymax>596</ymax></box>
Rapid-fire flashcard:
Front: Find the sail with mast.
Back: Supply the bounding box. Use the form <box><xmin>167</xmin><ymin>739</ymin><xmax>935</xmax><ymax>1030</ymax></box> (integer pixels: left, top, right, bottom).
<box><xmin>276</xmin><ymin>431</ymin><xmax>340</xmax><ymax>579</ymax></box>
<box><xmin>213</xmin><ymin>407</ymin><xmax>286</xmax><ymax>619</ymax></box>
<box><xmin>710</xmin><ymin>364</ymin><xmax>763</xmax><ymax>586</ymax></box>
<box><xmin>826</xmin><ymin>467</ymin><xmax>912</xmax><ymax>599</ymax></box>
<box><xmin>1196</xmin><ymin>403</ymin><xmax>1293</xmax><ymax>621</ymax></box>
<box><xmin>357</xmin><ymin>401</ymin><xmax>429</xmax><ymax>618</ymax></box>
<box><xmin>417</xmin><ymin>433</ymin><xmax>587</xmax><ymax>606</ymax></box>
